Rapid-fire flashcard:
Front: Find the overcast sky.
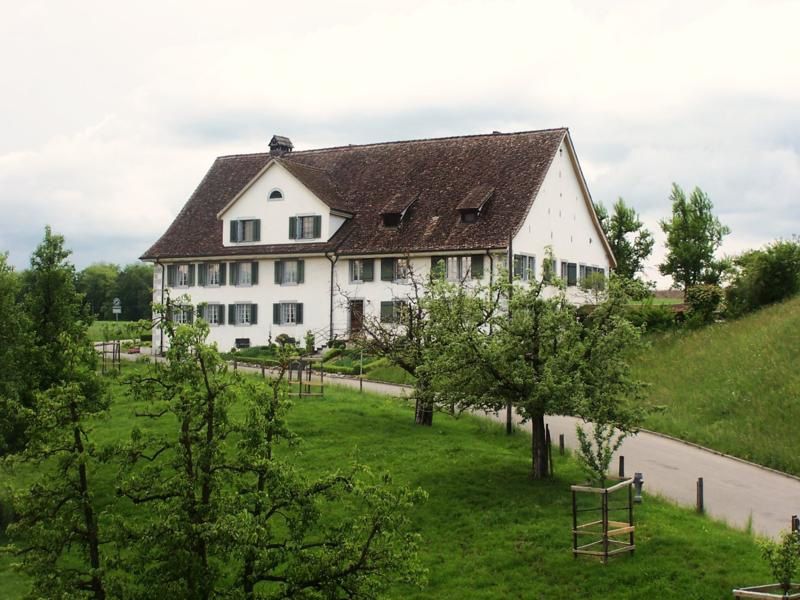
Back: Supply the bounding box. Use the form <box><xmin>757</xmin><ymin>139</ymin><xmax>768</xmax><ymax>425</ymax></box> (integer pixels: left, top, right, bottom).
<box><xmin>1</xmin><ymin>0</ymin><xmax>798</xmax><ymax>286</ymax></box>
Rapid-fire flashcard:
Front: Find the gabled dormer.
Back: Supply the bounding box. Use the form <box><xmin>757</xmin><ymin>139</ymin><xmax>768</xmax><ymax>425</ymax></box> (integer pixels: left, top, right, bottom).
<box><xmin>217</xmin><ymin>137</ymin><xmax>352</xmax><ymax>247</ymax></box>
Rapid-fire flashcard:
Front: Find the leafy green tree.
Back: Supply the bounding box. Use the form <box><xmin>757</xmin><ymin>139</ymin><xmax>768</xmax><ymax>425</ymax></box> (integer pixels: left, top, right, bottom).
<box><xmin>659</xmin><ymin>184</ymin><xmax>730</xmax><ymax>298</ymax></box>
<box><xmin>3</xmin><ymin>333</ymin><xmax>110</xmax><ymax>599</ymax></box>
<box><xmin>118</xmin><ymin>306</ymin><xmax>424</xmax><ymax>598</ymax></box>
<box><xmin>115</xmin><ymin>263</ymin><xmax>153</xmax><ymax>321</ymax></box>
<box><xmin>0</xmin><ymin>253</ymin><xmax>32</xmax><ymax>454</ymax></box>
<box><xmin>594</xmin><ymin>198</ymin><xmax>654</xmax><ymax>281</ymax></box>
<box><xmin>77</xmin><ymin>263</ymin><xmax>120</xmax><ymax>320</ymax></box>
<box><xmin>22</xmin><ymin>226</ymin><xmax>90</xmax><ymax>392</ymax></box>
<box><xmin>726</xmin><ymin>238</ymin><xmax>800</xmax><ymax>316</ymax></box>
<box><xmin>424</xmin><ymin>272</ymin><xmax>644</xmax><ymax>479</ymax></box>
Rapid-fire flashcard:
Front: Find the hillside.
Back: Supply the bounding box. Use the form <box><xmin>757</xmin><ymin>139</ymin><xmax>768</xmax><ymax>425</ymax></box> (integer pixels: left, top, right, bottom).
<box><xmin>638</xmin><ymin>296</ymin><xmax>800</xmax><ymax>475</ymax></box>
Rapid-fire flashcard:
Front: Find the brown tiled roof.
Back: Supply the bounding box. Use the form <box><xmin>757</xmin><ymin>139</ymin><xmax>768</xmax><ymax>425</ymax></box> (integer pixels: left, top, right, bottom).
<box><xmin>141</xmin><ymin>128</ymin><xmax>573</xmax><ymax>260</ymax></box>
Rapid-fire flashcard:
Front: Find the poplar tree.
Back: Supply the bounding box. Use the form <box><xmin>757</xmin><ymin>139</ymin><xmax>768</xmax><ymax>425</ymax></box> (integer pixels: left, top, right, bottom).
<box><xmin>659</xmin><ymin>184</ymin><xmax>730</xmax><ymax>297</ymax></box>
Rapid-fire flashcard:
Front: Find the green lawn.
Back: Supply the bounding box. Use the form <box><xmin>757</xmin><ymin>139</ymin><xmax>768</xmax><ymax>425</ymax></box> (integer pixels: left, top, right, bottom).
<box><xmin>638</xmin><ymin>295</ymin><xmax>800</xmax><ymax>475</ymax></box>
<box><xmin>0</xmin><ymin>363</ymin><xmax>772</xmax><ymax>598</ymax></box>
<box><xmin>86</xmin><ymin>320</ymin><xmax>137</xmax><ymax>341</ymax></box>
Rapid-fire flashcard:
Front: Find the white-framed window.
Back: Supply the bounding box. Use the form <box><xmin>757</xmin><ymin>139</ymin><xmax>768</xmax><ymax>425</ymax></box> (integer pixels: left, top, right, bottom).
<box><xmin>230</xmin><ymin>219</ymin><xmax>261</xmax><ymax>243</ymax></box>
<box><xmin>236</xmin><ymin>303</ymin><xmax>252</xmax><ymax>326</ymax></box>
<box><xmin>513</xmin><ymin>254</ymin><xmax>536</xmax><ymax>281</ymax></box>
<box><xmin>431</xmin><ymin>255</ymin><xmax>485</xmax><ymax>280</ymax></box>
<box><xmin>200</xmin><ymin>303</ymin><xmax>223</xmax><ymax>326</ymax></box>
<box><xmin>173</xmin><ymin>305</ymin><xmax>193</xmax><ymax>324</ymax></box>
<box><xmin>177</xmin><ymin>264</ymin><xmax>190</xmax><ymax>287</ymax></box>
<box><xmin>273</xmin><ymin>302</ymin><xmax>304</xmax><ymax>325</ymax></box>
<box><xmin>380</xmin><ymin>257</ymin><xmax>411</xmax><ymax>282</ymax></box>
<box><xmin>231</xmin><ymin>262</ymin><xmax>258</xmax><ymax>287</ymax></box>
<box><xmin>349</xmin><ymin>259</ymin><xmax>374</xmax><ymax>283</ymax></box>
<box><xmin>207</xmin><ymin>263</ymin><xmax>220</xmax><ymax>286</ymax></box>
<box><xmin>268</xmin><ymin>188</ymin><xmax>284</xmax><ymax>201</ymax></box>
<box><xmin>289</xmin><ymin>215</ymin><xmax>322</xmax><ymax>240</ymax></box>
<box><xmin>274</xmin><ymin>259</ymin><xmax>305</xmax><ymax>285</ymax></box>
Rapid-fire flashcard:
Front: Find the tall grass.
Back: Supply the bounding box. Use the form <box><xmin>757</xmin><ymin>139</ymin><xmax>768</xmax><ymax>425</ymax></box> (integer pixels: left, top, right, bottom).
<box><xmin>638</xmin><ymin>296</ymin><xmax>800</xmax><ymax>474</ymax></box>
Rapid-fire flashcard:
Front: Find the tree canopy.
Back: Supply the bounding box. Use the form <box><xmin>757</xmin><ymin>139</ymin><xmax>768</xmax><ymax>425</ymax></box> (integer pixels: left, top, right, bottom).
<box><xmin>595</xmin><ymin>198</ymin><xmax>654</xmax><ymax>281</ymax></box>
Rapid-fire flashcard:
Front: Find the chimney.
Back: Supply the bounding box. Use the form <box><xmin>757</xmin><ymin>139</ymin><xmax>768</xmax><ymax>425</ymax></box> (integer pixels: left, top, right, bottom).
<box><xmin>269</xmin><ymin>135</ymin><xmax>293</xmax><ymax>157</ymax></box>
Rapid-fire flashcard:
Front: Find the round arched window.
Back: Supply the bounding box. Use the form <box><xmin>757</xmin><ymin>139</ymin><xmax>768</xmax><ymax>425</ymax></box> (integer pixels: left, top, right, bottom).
<box><xmin>268</xmin><ymin>189</ymin><xmax>284</xmax><ymax>201</ymax></box>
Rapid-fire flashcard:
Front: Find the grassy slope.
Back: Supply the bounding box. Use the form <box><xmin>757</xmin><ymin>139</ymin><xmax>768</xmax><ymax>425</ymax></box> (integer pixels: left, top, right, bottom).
<box><xmin>638</xmin><ymin>296</ymin><xmax>800</xmax><ymax>475</ymax></box>
<box><xmin>1</xmin><ymin>366</ymin><xmax>770</xmax><ymax>599</ymax></box>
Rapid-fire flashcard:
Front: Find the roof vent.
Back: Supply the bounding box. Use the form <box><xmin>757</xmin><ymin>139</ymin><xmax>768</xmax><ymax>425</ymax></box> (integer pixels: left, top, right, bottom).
<box><xmin>269</xmin><ymin>135</ymin><xmax>293</xmax><ymax>157</ymax></box>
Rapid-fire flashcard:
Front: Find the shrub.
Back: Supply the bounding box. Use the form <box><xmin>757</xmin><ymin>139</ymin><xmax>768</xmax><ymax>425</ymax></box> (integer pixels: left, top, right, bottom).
<box><xmin>685</xmin><ymin>284</ymin><xmax>723</xmax><ymax>326</ymax></box>
<box><xmin>726</xmin><ymin>239</ymin><xmax>800</xmax><ymax>317</ymax></box>
<box><xmin>276</xmin><ymin>334</ymin><xmax>296</xmax><ymax>347</ymax></box>
<box><xmin>760</xmin><ymin>531</ymin><xmax>800</xmax><ymax>594</ymax></box>
<box><xmin>625</xmin><ymin>303</ymin><xmax>677</xmax><ymax>333</ymax></box>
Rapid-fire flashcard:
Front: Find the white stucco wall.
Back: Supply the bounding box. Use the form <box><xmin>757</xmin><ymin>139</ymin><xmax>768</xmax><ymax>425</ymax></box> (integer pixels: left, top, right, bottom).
<box><xmin>221</xmin><ymin>161</ymin><xmax>336</xmax><ymax>246</ymax></box>
<box><xmin>512</xmin><ymin>137</ymin><xmax>611</xmax><ymax>301</ymax></box>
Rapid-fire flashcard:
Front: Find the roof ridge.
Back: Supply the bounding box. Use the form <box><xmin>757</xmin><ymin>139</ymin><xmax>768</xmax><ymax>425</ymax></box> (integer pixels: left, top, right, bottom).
<box><xmin>213</xmin><ymin>127</ymin><xmax>568</xmax><ymax>160</ymax></box>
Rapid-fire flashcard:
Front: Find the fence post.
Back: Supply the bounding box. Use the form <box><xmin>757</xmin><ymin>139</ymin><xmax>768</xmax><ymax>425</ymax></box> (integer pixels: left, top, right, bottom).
<box><xmin>696</xmin><ymin>477</ymin><xmax>704</xmax><ymax>514</ymax></box>
<box><xmin>559</xmin><ymin>433</ymin><xmax>565</xmax><ymax>455</ymax></box>
<box><xmin>261</xmin><ymin>363</ymin><xmax>265</xmax><ymax>378</ymax></box>
<box><xmin>618</xmin><ymin>455</ymin><xmax>625</xmax><ymax>478</ymax></box>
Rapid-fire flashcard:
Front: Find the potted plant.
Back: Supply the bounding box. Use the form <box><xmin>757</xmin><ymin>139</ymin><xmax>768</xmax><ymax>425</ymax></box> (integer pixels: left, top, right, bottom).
<box><xmin>734</xmin><ymin>531</ymin><xmax>800</xmax><ymax>598</ymax></box>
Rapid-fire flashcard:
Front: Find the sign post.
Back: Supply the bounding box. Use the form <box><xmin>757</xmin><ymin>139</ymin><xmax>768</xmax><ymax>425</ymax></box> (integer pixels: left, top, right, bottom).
<box><xmin>112</xmin><ymin>297</ymin><xmax>122</xmax><ymax>322</ymax></box>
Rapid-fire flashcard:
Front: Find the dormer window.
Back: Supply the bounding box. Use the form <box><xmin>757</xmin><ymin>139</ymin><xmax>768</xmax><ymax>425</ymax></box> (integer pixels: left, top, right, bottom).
<box><xmin>381</xmin><ymin>192</ymin><xmax>418</xmax><ymax>228</ymax></box>
<box><xmin>382</xmin><ymin>213</ymin><xmax>402</xmax><ymax>227</ymax></box>
<box><xmin>457</xmin><ymin>185</ymin><xmax>494</xmax><ymax>224</ymax></box>
<box><xmin>268</xmin><ymin>188</ymin><xmax>284</xmax><ymax>201</ymax></box>
<box><xmin>460</xmin><ymin>210</ymin><xmax>478</xmax><ymax>223</ymax></box>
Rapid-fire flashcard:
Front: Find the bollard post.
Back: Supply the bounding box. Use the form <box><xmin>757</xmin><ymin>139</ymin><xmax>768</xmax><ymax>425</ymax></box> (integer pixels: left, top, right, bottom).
<box><xmin>261</xmin><ymin>363</ymin><xmax>265</xmax><ymax>378</ymax></box>
<box><xmin>559</xmin><ymin>433</ymin><xmax>565</xmax><ymax>455</ymax></box>
<box><xmin>792</xmin><ymin>515</ymin><xmax>799</xmax><ymax>533</ymax></box>
<box><xmin>618</xmin><ymin>455</ymin><xmax>625</xmax><ymax>478</ymax></box>
<box><xmin>696</xmin><ymin>477</ymin><xmax>704</xmax><ymax>514</ymax></box>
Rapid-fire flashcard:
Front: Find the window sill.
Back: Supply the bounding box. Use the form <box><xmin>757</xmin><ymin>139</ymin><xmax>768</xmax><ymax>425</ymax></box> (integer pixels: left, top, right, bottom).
<box><xmin>280</xmin><ymin>282</ymin><xmax>300</xmax><ymax>287</ymax></box>
<box><xmin>279</xmin><ymin>322</ymin><xmax>298</xmax><ymax>327</ymax></box>
<box><xmin>235</xmin><ymin>283</ymin><xmax>253</xmax><ymax>287</ymax></box>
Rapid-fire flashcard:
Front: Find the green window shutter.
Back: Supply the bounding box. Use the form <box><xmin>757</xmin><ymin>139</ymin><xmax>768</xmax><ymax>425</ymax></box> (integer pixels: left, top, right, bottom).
<box><xmin>186</xmin><ymin>306</ymin><xmax>194</xmax><ymax>324</ymax></box>
<box><xmin>296</xmin><ymin>303</ymin><xmax>303</xmax><ymax>324</ymax></box>
<box><xmin>230</xmin><ymin>263</ymin><xmax>240</xmax><ymax>286</ymax></box>
<box><xmin>362</xmin><ymin>258</ymin><xmax>374</xmax><ymax>281</ymax></box>
<box><xmin>313</xmin><ymin>215</ymin><xmax>322</xmax><ymax>238</ymax></box>
<box><xmin>288</xmin><ymin>217</ymin><xmax>297</xmax><ymax>239</ymax></box>
<box><xmin>528</xmin><ymin>257</ymin><xmax>536</xmax><ymax>279</ymax></box>
<box><xmin>567</xmin><ymin>263</ymin><xmax>577</xmax><ymax>286</ymax></box>
<box><xmin>513</xmin><ymin>255</ymin><xmax>524</xmax><ymax>279</ymax></box>
<box><xmin>251</xmin><ymin>262</ymin><xmax>259</xmax><ymax>285</ymax></box>
<box><xmin>253</xmin><ymin>220</ymin><xmax>261</xmax><ymax>242</ymax></box>
<box><xmin>381</xmin><ymin>258</ymin><xmax>394</xmax><ymax>281</ymax></box>
<box><xmin>188</xmin><ymin>264</ymin><xmax>196</xmax><ymax>286</ymax></box>
<box><xmin>297</xmin><ymin>260</ymin><xmax>305</xmax><ymax>283</ymax></box>
<box><xmin>198</xmin><ymin>264</ymin><xmax>207</xmax><ymax>286</ymax></box>
<box><xmin>219</xmin><ymin>263</ymin><xmax>227</xmax><ymax>286</ymax></box>
<box><xmin>273</xmin><ymin>303</ymin><xmax>280</xmax><ymax>325</ymax></box>
<box><xmin>274</xmin><ymin>261</ymin><xmax>283</xmax><ymax>284</ymax></box>
<box><xmin>380</xmin><ymin>301</ymin><xmax>393</xmax><ymax>322</ymax></box>
<box><xmin>230</xmin><ymin>220</ymin><xmax>239</xmax><ymax>243</ymax></box>
<box><xmin>471</xmin><ymin>255</ymin><xmax>484</xmax><ymax>279</ymax></box>
<box><xmin>579</xmin><ymin>264</ymin><xmax>586</xmax><ymax>282</ymax></box>
<box><xmin>228</xmin><ymin>304</ymin><xmax>236</xmax><ymax>325</ymax></box>
<box><xmin>218</xmin><ymin>304</ymin><xmax>225</xmax><ymax>325</ymax></box>
<box><xmin>251</xmin><ymin>303</ymin><xmax>258</xmax><ymax>325</ymax></box>
<box><xmin>166</xmin><ymin>264</ymin><xmax>177</xmax><ymax>287</ymax></box>
<box><xmin>197</xmin><ymin>304</ymin><xmax>205</xmax><ymax>321</ymax></box>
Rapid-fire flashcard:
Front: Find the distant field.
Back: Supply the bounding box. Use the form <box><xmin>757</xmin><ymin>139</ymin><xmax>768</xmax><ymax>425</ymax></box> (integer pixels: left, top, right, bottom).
<box><xmin>87</xmin><ymin>320</ymin><xmax>136</xmax><ymax>341</ymax></box>
<box><xmin>637</xmin><ymin>296</ymin><xmax>800</xmax><ymax>474</ymax></box>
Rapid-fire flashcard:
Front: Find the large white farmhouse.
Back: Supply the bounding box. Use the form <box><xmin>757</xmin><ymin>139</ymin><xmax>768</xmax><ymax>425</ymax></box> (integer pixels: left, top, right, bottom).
<box><xmin>142</xmin><ymin>129</ymin><xmax>615</xmax><ymax>353</ymax></box>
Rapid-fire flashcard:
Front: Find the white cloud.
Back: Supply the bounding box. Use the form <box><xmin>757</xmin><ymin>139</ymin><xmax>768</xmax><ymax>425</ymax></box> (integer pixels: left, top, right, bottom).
<box><xmin>0</xmin><ymin>0</ymin><xmax>798</xmax><ymax>284</ymax></box>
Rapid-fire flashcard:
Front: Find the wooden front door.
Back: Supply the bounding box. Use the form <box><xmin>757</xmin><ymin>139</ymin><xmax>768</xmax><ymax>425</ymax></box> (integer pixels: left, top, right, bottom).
<box><xmin>350</xmin><ymin>300</ymin><xmax>364</xmax><ymax>335</ymax></box>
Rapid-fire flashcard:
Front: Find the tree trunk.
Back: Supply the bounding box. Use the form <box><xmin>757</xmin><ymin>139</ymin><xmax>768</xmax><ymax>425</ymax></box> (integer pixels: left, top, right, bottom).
<box><xmin>531</xmin><ymin>413</ymin><xmax>550</xmax><ymax>479</ymax></box>
<box><xmin>414</xmin><ymin>397</ymin><xmax>433</xmax><ymax>426</ymax></box>
<box><xmin>505</xmin><ymin>402</ymin><xmax>513</xmax><ymax>434</ymax></box>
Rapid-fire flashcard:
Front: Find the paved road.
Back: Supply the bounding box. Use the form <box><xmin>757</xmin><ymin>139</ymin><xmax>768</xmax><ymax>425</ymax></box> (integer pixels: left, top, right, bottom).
<box><xmin>319</xmin><ymin>373</ymin><xmax>800</xmax><ymax>538</ymax></box>
<box><xmin>112</xmin><ymin>348</ymin><xmax>800</xmax><ymax>538</ymax></box>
